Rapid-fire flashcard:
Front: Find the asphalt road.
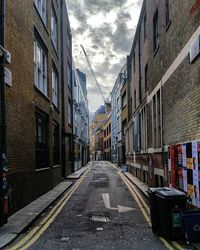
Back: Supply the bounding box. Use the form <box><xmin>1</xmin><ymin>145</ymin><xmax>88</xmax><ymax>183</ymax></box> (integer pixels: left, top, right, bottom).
<box><xmin>27</xmin><ymin>161</ymin><xmax>167</xmax><ymax>250</ymax></box>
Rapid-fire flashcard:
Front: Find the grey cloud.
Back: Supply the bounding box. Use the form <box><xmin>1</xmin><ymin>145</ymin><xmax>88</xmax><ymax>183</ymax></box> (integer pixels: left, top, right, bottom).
<box><xmin>83</xmin><ymin>0</ymin><xmax>127</xmax><ymax>15</ymax></box>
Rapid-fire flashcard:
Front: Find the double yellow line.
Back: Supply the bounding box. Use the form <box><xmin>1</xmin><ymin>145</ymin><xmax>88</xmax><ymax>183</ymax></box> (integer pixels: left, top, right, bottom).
<box><xmin>108</xmin><ymin>162</ymin><xmax>184</xmax><ymax>250</ymax></box>
<box><xmin>9</xmin><ymin>167</ymin><xmax>91</xmax><ymax>250</ymax></box>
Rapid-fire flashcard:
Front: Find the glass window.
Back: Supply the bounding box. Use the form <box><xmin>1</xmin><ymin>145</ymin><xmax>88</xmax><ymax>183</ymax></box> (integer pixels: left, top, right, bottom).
<box><xmin>52</xmin><ymin>66</ymin><xmax>58</xmax><ymax>107</ymax></box>
<box><xmin>153</xmin><ymin>9</ymin><xmax>159</xmax><ymax>51</ymax></box>
<box><xmin>51</xmin><ymin>7</ymin><xmax>58</xmax><ymax>50</ymax></box>
<box><xmin>53</xmin><ymin>121</ymin><xmax>60</xmax><ymax>166</ymax></box>
<box><xmin>35</xmin><ymin>110</ymin><xmax>49</xmax><ymax>169</ymax></box>
<box><xmin>144</xmin><ymin>14</ymin><xmax>147</xmax><ymax>41</ymax></box>
<box><xmin>34</xmin><ymin>40</ymin><xmax>48</xmax><ymax>96</ymax></box>
<box><xmin>68</xmin><ymin>99</ymin><xmax>71</xmax><ymax>125</ymax></box>
<box><xmin>34</xmin><ymin>0</ymin><xmax>47</xmax><ymax>24</ymax></box>
<box><xmin>165</xmin><ymin>0</ymin><xmax>170</xmax><ymax>26</ymax></box>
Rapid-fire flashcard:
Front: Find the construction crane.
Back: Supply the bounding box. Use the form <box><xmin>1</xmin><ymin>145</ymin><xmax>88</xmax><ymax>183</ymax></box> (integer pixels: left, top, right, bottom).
<box><xmin>80</xmin><ymin>44</ymin><xmax>111</xmax><ymax>106</ymax></box>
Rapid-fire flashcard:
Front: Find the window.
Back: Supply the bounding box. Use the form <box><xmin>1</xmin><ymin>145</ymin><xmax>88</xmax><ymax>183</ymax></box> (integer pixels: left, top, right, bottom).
<box><xmin>68</xmin><ymin>62</ymin><xmax>71</xmax><ymax>88</ymax></box>
<box><xmin>153</xmin><ymin>9</ymin><xmax>159</xmax><ymax>52</ymax></box>
<box><xmin>53</xmin><ymin>121</ymin><xmax>60</xmax><ymax>166</ymax></box>
<box><xmin>34</xmin><ymin>40</ymin><xmax>47</xmax><ymax>96</ymax></box>
<box><xmin>68</xmin><ymin>98</ymin><xmax>71</xmax><ymax>125</ymax></box>
<box><xmin>145</xmin><ymin>64</ymin><xmax>148</xmax><ymax>90</ymax></box>
<box><xmin>52</xmin><ymin>66</ymin><xmax>58</xmax><ymax>107</ymax></box>
<box><xmin>152</xmin><ymin>90</ymin><xmax>161</xmax><ymax>148</ymax></box>
<box><xmin>35</xmin><ymin>110</ymin><xmax>49</xmax><ymax>169</ymax></box>
<box><xmin>51</xmin><ymin>6</ymin><xmax>58</xmax><ymax>50</ymax></box>
<box><xmin>165</xmin><ymin>0</ymin><xmax>170</xmax><ymax>26</ymax></box>
<box><xmin>67</xmin><ymin>28</ymin><xmax>71</xmax><ymax>50</ymax></box>
<box><xmin>133</xmin><ymin>52</ymin><xmax>136</xmax><ymax>72</ymax></box>
<box><xmin>117</xmin><ymin>97</ymin><xmax>120</xmax><ymax>111</ymax></box>
<box><xmin>34</xmin><ymin>0</ymin><xmax>47</xmax><ymax>24</ymax></box>
<box><xmin>134</xmin><ymin>89</ymin><xmax>136</xmax><ymax>110</ymax></box>
<box><xmin>122</xmin><ymin>91</ymin><xmax>127</xmax><ymax>109</ymax></box>
<box><xmin>140</xmin><ymin>107</ymin><xmax>147</xmax><ymax>150</ymax></box>
<box><xmin>144</xmin><ymin>14</ymin><xmax>147</xmax><ymax>41</ymax></box>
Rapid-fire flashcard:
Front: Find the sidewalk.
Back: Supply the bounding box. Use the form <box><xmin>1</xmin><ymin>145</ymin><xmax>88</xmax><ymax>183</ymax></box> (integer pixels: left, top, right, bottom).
<box><xmin>123</xmin><ymin>171</ymin><xmax>148</xmax><ymax>198</ymax></box>
<box><xmin>0</xmin><ymin>165</ymin><xmax>90</xmax><ymax>249</ymax></box>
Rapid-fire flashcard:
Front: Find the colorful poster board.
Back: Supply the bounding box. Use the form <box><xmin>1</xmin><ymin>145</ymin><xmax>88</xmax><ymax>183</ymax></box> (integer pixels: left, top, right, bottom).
<box><xmin>169</xmin><ymin>141</ymin><xmax>200</xmax><ymax>208</ymax></box>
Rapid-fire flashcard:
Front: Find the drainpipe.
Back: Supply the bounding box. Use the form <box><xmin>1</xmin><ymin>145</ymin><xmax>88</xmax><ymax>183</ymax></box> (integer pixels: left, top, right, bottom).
<box><xmin>0</xmin><ymin>0</ymin><xmax>8</xmax><ymax>225</ymax></box>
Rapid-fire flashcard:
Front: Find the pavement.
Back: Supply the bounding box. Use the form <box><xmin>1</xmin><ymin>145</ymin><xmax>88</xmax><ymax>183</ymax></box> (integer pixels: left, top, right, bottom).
<box><xmin>0</xmin><ymin>164</ymin><xmax>90</xmax><ymax>249</ymax></box>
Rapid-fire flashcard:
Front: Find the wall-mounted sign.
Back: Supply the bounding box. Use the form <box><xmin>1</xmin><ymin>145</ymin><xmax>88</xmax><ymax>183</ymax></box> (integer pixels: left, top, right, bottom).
<box><xmin>189</xmin><ymin>35</ymin><xmax>200</xmax><ymax>63</ymax></box>
<box><xmin>4</xmin><ymin>67</ymin><xmax>12</xmax><ymax>87</ymax></box>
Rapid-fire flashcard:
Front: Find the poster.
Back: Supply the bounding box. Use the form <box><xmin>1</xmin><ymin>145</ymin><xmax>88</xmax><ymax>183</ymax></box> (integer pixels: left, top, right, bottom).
<box><xmin>176</xmin><ymin>145</ymin><xmax>183</xmax><ymax>190</ymax></box>
<box><xmin>182</xmin><ymin>144</ymin><xmax>188</xmax><ymax>192</ymax></box>
<box><xmin>168</xmin><ymin>141</ymin><xmax>200</xmax><ymax>208</ymax></box>
<box><xmin>170</xmin><ymin>145</ymin><xmax>176</xmax><ymax>188</ymax></box>
<box><xmin>192</xmin><ymin>141</ymin><xmax>199</xmax><ymax>206</ymax></box>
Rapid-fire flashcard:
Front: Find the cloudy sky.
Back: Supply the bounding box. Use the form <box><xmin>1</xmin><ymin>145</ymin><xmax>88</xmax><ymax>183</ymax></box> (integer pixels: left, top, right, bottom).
<box><xmin>66</xmin><ymin>0</ymin><xmax>143</xmax><ymax>113</ymax></box>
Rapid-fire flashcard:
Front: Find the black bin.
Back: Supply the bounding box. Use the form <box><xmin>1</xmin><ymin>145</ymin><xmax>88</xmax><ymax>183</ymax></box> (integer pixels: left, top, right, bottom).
<box><xmin>147</xmin><ymin>187</ymin><xmax>167</xmax><ymax>235</ymax></box>
<box><xmin>182</xmin><ymin>210</ymin><xmax>200</xmax><ymax>243</ymax></box>
<box><xmin>156</xmin><ymin>188</ymin><xmax>187</xmax><ymax>240</ymax></box>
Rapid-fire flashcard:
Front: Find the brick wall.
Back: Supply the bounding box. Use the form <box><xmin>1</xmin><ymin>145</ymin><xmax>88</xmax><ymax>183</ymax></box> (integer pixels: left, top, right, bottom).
<box><xmin>5</xmin><ymin>0</ymin><xmax>64</xmax><ymax>214</ymax></box>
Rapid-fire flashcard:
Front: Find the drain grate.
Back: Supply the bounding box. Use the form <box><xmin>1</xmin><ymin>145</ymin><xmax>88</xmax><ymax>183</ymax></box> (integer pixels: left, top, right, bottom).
<box><xmin>90</xmin><ymin>215</ymin><xmax>110</xmax><ymax>223</ymax></box>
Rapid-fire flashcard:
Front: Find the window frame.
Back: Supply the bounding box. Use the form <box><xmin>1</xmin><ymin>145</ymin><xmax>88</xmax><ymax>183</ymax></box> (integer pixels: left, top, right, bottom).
<box><xmin>34</xmin><ymin>0</ymin><xmax>47</xmax><ymax>25</ymax></box>
<box><xmin>34</xmin><ymin>39</ymin><xmax>48</xmax><ymax>96</ymax></box>
<box><xmin>51</xmin><ymin>5</ymin><xmax>58</xmax><ymax>51</ymax></box>
<box><xmin>52</xmin><ymin>64</ymin><xmax>58</xmax><ymax>108</ymax></box>
<box><xmin>35</xmin><ymin>110</ymin><xmax>49</xmax><ymax>169</ymax></box>
<box><xmin>144</xmin><ymin>13</ymin><xmax>147</xmax><ymax>42</ymax></box>
<box><xmin>153</xmin><ymin>9</ymin><xmax>159</xmax><ymax>53</ymax></box>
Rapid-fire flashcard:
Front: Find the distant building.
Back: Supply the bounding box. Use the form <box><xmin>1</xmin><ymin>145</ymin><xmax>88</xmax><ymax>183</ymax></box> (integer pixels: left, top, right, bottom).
<box><xmin>73</xmin><ymin>65</ymin><xmax>89</xmax><ymax>171</ymax></box>
<box><xmin>103</xmin><ymin>113</ymin><xmax>112</xmax><ymax>161</ymax></box>
<box><xmin>76</xmin><ymin>69</ymin><xmax>87</xmax><ymax>98</ymax></box>
<box><xmin>111</xmin><ymin>65</ymin><xmax>126</xmax><ymax>165</ymax></box>
<box><xmin>90</xmin><ymin>105</ymin><xmax>108</xmax><ymax>161</ymax></box>
<box><xmin>120</xmin><ymin>65</ymin><xmax>128</xmax><ymax>165</ymax></box>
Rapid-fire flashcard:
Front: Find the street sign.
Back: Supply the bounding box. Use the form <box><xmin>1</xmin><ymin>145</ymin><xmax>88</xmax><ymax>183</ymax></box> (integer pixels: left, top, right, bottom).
<box><xmin>4</xmin><ymin>67</ymin><xmax>12</xmax><ymax>87</ymax></box>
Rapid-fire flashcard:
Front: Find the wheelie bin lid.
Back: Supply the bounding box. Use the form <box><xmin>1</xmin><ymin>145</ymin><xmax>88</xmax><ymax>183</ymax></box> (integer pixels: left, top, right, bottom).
<box><xmin>156</xmin><ymin>188</ymin><xmax>186</xmax><ymax>199</ymax></box>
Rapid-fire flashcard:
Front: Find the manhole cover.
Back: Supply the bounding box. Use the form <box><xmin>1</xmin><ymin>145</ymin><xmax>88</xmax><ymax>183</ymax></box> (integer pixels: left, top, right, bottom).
<box><xmin>90</xmin><ymin>215</ymin><xmax>110</xmax><ymax>223</ymax></box>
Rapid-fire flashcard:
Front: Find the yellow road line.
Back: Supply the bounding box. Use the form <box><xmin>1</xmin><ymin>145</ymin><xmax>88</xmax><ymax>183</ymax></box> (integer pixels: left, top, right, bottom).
<box><xmin>123</xmin><ymin>175</ymin><xmax>150</xmax><ymax>214</ymax></box>
<box><xmin>118</xmin><ymin>171</ymin><xmax>183</xmax><ymax>250</ymax></box>
<box><xmin>119</xmin><ymin>173</ymin><xmax>151</xmax><ymax>224</ymax></box>
<box><xmin>9</xmin><ymin>166</ymin><xmax>91</xmax><ymax>250</ymax></box>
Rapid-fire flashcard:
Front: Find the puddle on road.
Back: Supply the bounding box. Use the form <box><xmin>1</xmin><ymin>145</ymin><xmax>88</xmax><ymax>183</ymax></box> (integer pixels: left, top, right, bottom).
<box><xmin>90</xmin><ymin>215</ymin><xmax>110</xmax><ymax>223</ymax></box>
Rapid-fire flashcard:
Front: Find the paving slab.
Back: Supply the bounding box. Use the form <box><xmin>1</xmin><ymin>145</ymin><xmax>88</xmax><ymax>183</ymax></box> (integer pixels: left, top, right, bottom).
<box><xmin>67</xmin><ymin>165</ymin><xmax>89</xmax><ymax>179</ymax></box>
<box><xmin>0</xmin><ymin>233</ymin><xmax>17</xmax><ymax>249</ymax></box>
<box><xmin>123</xmin><ymin>171</ymin><xmax>148</xmax><ymax>197</ymax></box>
<box><xmin>0</xmin><ymin>180</ymin><xmax>73</xmax><ymax>248</ymax></box>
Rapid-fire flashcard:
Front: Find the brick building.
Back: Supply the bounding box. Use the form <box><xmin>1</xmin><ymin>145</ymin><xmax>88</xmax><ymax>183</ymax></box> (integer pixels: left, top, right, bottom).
<box><xmin>61</xmin><ymin>0</ymin><xmax>73</xmax><ymax>177</ymax></box>
<box><xmin>3</xmin><ymin>0</ymin><xmax>72</xmax><ymax>215</ymax></box>
<box><xmin>120</xmin><ymin>65</ymin><xmax>128</xmax><ymax>165</ymax></box>
<box><xmin>103</xmin><ymin>113</ymin><xmax>112</xmax><ymax>161</ymax></box>
<box><xmin>125</xmin><ymin>0</ymin><xmax>200</xmax><ymax>206</ymax></box>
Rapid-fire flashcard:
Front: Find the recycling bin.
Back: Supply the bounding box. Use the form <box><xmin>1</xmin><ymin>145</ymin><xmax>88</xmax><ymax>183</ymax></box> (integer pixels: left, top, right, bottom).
<box><xmin>147</xmin><ymin>187</ymin><xmax>167</xmax><ymax>235</ymax></box>
<box><xmin>156</xmin><ymin>188</ymin><xmax>187</xmax><ymax>240</ymax></box>
<box><xmin>121</xmin><ymin>165</ymin><xmax>128</xmax><ymax>173</ymax></box>
<box><xmin>182</xmin><ymin>210</ymin><xmax>200</xmax><ymax>243</ymax></box>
